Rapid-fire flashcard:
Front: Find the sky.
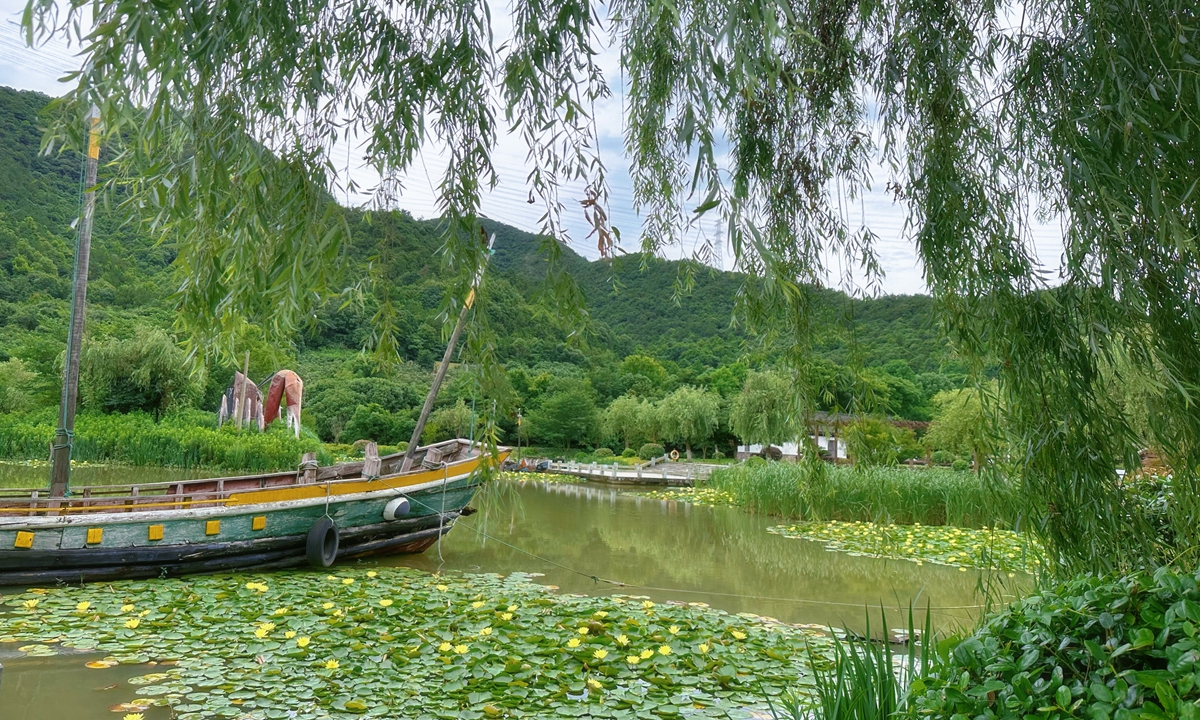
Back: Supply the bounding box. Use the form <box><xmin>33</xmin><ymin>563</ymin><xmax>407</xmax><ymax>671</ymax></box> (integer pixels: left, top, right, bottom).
<box><xmin>0</xmin><ymin>3</ymin><xmax>1066</xmax><ymax>296</ymax></box>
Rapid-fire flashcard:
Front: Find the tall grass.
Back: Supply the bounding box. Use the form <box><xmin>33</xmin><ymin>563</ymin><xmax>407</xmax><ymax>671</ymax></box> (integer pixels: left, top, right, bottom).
<box><xmin>708</xmin><ymin>462</ymin><xmax>1018</xmax><ymax>528</ymax></box>
<box><xmin>0</xmin><ymin>408</ymin><xmax>324</xmax><ymax>472</ymax></box>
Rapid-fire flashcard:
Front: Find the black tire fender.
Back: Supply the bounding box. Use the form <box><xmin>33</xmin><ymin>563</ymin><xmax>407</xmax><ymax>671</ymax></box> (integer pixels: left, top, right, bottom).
<box><xmin>306</xmin><ymin>516</ymin><xmax>339</xmax><ymax>568</ymax></box>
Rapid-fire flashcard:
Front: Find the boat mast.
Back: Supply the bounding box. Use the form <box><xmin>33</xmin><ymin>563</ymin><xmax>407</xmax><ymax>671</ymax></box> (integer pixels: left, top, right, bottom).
<box><xmin>49</xmin><ymin>107</ymin><xmax>101</xmax><ymax>499</ymax></box>
<box><xmin>401</xmin><ymin>230</ymin><xmax>494</xmax><ymax>473</ymax></box>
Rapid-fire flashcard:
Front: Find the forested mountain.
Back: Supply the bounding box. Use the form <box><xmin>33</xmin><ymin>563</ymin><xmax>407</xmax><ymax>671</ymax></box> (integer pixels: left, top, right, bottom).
<box><xmin>0</xmin><ymin>85</ymin><xmax>963</xmax><ymax>450</ymax></box>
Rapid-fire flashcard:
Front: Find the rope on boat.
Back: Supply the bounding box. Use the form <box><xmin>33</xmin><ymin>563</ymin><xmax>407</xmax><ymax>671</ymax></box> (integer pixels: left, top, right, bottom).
<box><xmin>400</xmin><ymin>495</ymin><xmax>996</xmax><ymax>614</ymax></box>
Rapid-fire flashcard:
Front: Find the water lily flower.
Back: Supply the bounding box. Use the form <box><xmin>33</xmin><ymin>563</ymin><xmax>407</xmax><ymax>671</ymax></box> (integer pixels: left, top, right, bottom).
<box><xmin>379</xmin><ymin>599</ymin><xmax>394</xmax><ymax>607</ymax></box>
<box><xmin>124</xmin><ymin>618</ymin><xmax>140</xmax><ymax>629</ymax></box>
<box><xmin>641</xmin><ymin>601</ymin><xmax>655</xmax><ymax>610</ymax></box>
<box><xmin>322</xmin><ymin>602</ymin><xmax>335</xmax><ymax>610</ymax></box>
<box><xmin>284</xmin><ymin>631</ymin><xmax>296</xmax><ymax>639</ymax></box>
<box><xmin>367</xmin><ymin>571</ymin><xmax>377</xmax><ymax>578</ymax></box>
<box><xmin>296</xmin><ymin>637</ymin><xmax>310</xmax><ymax>648</ymax></box>
<box><xmin>730</xmin><ymin>630</ymin><xmax>746</xmax><ymax>640</ymax></box>
<box><xmin>615</xmin><ymin>634</ymin><xmax>629</xmax><ymax>646</ymax></box>
<box><xmin>324</xmin><ymin>659</ymin><xmax>339</xmax><ymax>669</ymax></box>
<box><xmin>658</xmin><ymin>645</ymin><xmax>672</xmax><ymax>655</ymax></box>
<box><xmin>341</xmin><ymin>578</ymin><xmax>354</xmax><ymax>585</ymax></box>
<box><xmin>507</xmin><ymin>605</ymin><xmax>518</xmax><ymax>612</ymax></box>
<box><xmin>326</xmin><ymin>575</ymin><xmax>338</xmax><ymax>581</ymax></box>
<box><xmin>471</xmin><ymin>601</ymin><xmax>485</xmax><ymax>609</ymax></box>
<box><xmin>121</xmin><ymin>604</ymin><xmax>134</xmax><ymax>613</ymax></box>
<box><xmin>501</xmin><ymin>612</ymin><xmax>513</xmax><ymax>621</ymax></box>
<box><xmin>453</xmin><ymin>644</ymin><xmax>469</xmax><ymax>654</ymax></box>
<box><xmin>254</xmin><ymin>627</ymin><xmax>269</xmax><ymax>639</ymax></box>
<box><xmin>21</xmin><ymin>599</ymin><xmax>38</xmax><ymax>609</ymax></box>
<box><xmin>438</xmin><ymin>642</ymin><xmax>452</xmax><ymax>652</ymax></box>
<box><xmin>577</xmin><ymin>627</ymin><xmax>589</xmax><ymax>635</ymax></box>
<box><xmin>699</xmin><ymin>643</ymin><xmax>711</xmax><ymax>654</ymax></box>
<box><xmin>668</xmin><ymin>625</ymin><xmax>680</xmax><ymax>635</ymax></box>
<box><xmin>592</xmin><ymin>649</ymin><xmax>608</xmax><ymax>660</ymax></box>
<box><xmin>594</xmin><ymin>611</ymin><xmax>608</xmax><ymax>618</ymax></box>
<box><xmin>436</xmin><ymin>584</ymin><xmax>448</xmax><ymax>591</ymax></box>
<box><xmin>626</xmin><ymin>655</ymin><xmax>640</xmax><ymax>665</ymax></box>
<box><xmin>76</xmin><ymin>601</ymin><xmax>91</xmax><ymax>612</ymax></box>
<box><xmin>123</xmin><ymin>714</ymin><xmax>144</xmax><ymax>720</ymax></box>
<box><xmin>567</xmin><ymin>638</ymin><xmax>582</xmax><ymax>648</ymax></box>
<box><xmin>479</xmin><ymin>627</ymin><xmax>492</xmax><ymax>636</ymax></box>
<box><xmin>587</xmin><ymin>678</ymin><xmax>602</xmax><ymax>690</ymax></box>
<box><xmin>639</xmin><ymin>649</ymin><xmax>654</xmax><ymax>659</ymax></box>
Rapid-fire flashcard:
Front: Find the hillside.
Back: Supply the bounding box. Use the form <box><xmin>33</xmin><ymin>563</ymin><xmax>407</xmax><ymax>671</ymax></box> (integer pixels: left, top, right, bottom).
<box><xmin>0</xmin><ymin>85</ymin><xmax>962</xmax><ymax>450</ymax></box>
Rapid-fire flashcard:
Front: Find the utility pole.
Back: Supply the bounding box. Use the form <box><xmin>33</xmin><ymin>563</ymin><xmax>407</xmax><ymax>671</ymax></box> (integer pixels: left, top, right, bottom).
<box><xmin>50</xmin><ymin>108</ymin><xmax>101</xmax><ymax>499</ymax></box>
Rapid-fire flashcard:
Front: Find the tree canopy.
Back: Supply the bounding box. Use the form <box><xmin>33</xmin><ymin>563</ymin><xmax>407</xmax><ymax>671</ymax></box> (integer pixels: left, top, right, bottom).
<box><xmin>21</xmin><ymin>0</ymin><xmax>1200</xmax><ymax>573</ymax></box>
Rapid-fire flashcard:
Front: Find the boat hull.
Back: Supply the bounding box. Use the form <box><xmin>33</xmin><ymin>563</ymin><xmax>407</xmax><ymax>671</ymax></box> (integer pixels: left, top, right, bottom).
<box><xmin>0</xmin><ymin>459</ymin><xmax>489</xmax><ymax>586</ymax></box>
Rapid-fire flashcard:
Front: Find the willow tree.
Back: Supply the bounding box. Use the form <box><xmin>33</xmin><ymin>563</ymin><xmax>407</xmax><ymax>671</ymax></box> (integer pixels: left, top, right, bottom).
<box><xmin>24</xmin><ymin>0</ymin><xmax>1200</xmax><ymax>572</ymax></box>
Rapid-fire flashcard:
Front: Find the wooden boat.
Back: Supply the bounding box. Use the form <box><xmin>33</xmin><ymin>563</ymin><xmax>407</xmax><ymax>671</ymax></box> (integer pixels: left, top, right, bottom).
<box><xmin>0</xmin><ymin>441</ymin><xmax>508</xmax><ymax>586</ymax></box>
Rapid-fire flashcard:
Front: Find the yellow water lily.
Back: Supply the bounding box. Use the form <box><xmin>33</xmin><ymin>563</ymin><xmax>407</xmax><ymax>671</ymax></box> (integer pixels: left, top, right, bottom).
<box><xmin>507</xmin><ymin>604</ymin><xmax>518</xmax><ymax>612</ymax></box>
<box><xmin>326</xmin><ymin>575</ymin><xmax>338</xmax><ymax>581</ymax></box>
<box><xmin>658</xmin><ymin>645</ymin><xmax>672</xmax><ymax>655</ymax></box>
<box><xmin>641</xmin><ymin>601</ymin><xmax>655</xmax><ymax>609</ymax></box>
<box><xmin>471</xmin><ymin>601</ymin><xmax>485</xmax><ymax>609</ymax></box>
<box><xmin>273</xmin><ymin>607</ymin><xmax>288</xmax><ymax>615</ymax></box>
<box><xmin>567</xmin><ymin>637</ymin><xmax>582</xmax><ymax>648</ymax></box>
<box><xmin>324</xmin><ymin>659</ymin><xmax>339</xmax><ymax>669</ymax></box>
<box><xmin>436</xmin><ymin>584</ymin><xmax>448</xmax><ymax>591</ymax></box>
<box><xmin>699</xmin><ymin>643</ymin><xmax>711</xmax><ymax>654</ymax></box>
<box><xmin>123</xmin><ymin>714</ymin><xmax>144</xmax><ymax>720</ymax></box>
<box><xmin>577</xmin><ymin>627</ymin><xmax>589</xmax><ymax>635</ymax></box>
<box><xmin>75</xmin><ymin>601</ymin><xmax>91</xmax><ymax>612</ymax></box>
<box><xmin>21</xmin><ymin>599</ymin><xmax>38</xmax><ymax>609</ymax></box>
<box><xmin>453</xmin><ymin>644</ymin><xmax>469</xmax><ymax>654</ymax></box>
<box><xmin>284</xmin><ymin>631</ymin><xmax>296</xmax><ymax>639</ymax></box>
<box><xmin>322</xmin><ymin>602</ymin><xmax>335</xmax><ymax>610</ymax></box>
<box><xmin>501</xmin><ymin>612</ymin><xmax>513</xmax><ymax>621</ymax></box>
<box><xmin>587</xmin><ymin>678</ymin><xmax>603</xmax><ymax>690</ymax></box>
<box><xmin>124</xmin><ymin>618</ymin><xmax>140</xmax><ymax>629</ymax></box>
<box><xmin>341</xmin><ymin>578</ymin><xmax>354</xmax><ymax>585</ymax></box>
<box><xmin>592</xmin><ymin>649</ymin><xmax>608</xmax><ymax>660</ymax></box>
<box><xmin>121</xmin><ymin>604</ymin><xmax>135</xmax><ymax>612</ymax></box>
<box><xmin>296</xmin><ymin>636</ymin><xmax>310</xmax><ymax>648</ymax></box>
<box><xmin>379</xmin><ymin>599</ymin><xmax>394</xmax><ymax>607</ymax></box>
<box><xmin>640</xmin><ymin>649</ymin><xmax>654</xmax><ymax>659</ymax></box>
<box><xmin>615</xmin><ymin>634</ymin><xmax>629</xmax><ymax>646</ymax></box>
<box><xmin>438</xmin><ymin>642</ymin><xmax>453</xmax><ymax>652</ymax></box>
<box><xmin>479</xmin><ymin>627</ymin><xmax>492</xmax><ymax>636</ymax></box>
<box><xmin>254</xmin><ymin>627</ymin><xmax>270</xmax><ymax>639</ymax></box>
<box><xmin>668</xmin><ymin>625</ymin><xmax>680</xmax><ymax>635</ymax></box>
<box><xmin>594</xmin><ymin>610</ymin><xmax>608</xmax><ymax>618</ymax></box>
<box><xmin>626</xmin><ymin>655</ymin><xmax>640</xmax><ymax>664</ymax></box>
<box><xmin>730</xmin><ymin>630</ymin><xmax>746</xmax><ymax>640</ymax></box>
<box><xmin>367</xmin><ymin>571</ymin><xmax>377</xmax><ymax>577</ymax></box>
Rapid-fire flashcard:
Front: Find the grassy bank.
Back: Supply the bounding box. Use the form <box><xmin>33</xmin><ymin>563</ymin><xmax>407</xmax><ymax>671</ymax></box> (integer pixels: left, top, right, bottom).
<box><xmin>0</xmin><ymin>409</ymin><xmax>324</xmax><ymax>472</ymax></box>
<box><xmin>707</xmin><ymin>462</ymin><xmax>1017</xmax><ymax>528</ymax></box>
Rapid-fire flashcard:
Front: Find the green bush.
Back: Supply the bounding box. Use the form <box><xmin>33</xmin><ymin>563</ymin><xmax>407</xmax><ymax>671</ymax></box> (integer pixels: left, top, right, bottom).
<box><xmin>908</xmin><ymin>567</ymin><xmax>1200</xmax><ymax>720</ymax></box>
<box><xmin>638</xmin><ymin>442</ymin><xmax>665</xmax><ymax>460</ymax></box>
<box><xmin>80</xmin><ymin>327</ymin><xmax>204</xmax><ymax>416</ymax></box>
<box><xmin>707</xmin><ymin>462</ymin><xmax>1016</xmax><ymax>527</ymax></box>
<box><xmin>951</xmin><ymin>458</ymin><xmax>970</xmax><ymax>472</ymax></box>
<box><xmin>620</xmin><ymin>447</ymin><xmax>638</xmax><ymax>458</ymax></box>
<box><xmin>0</xmin><ymin>409</ymin><xmax>321</xmax><ymax>471</ymax></box>
<box><xmin>593</xmin><ymin>447</ymin><xmax>614</xmax><ymax>458</ymax></box>
<box><xmin>930</xmin><ymin>449</ymin><xmax>956</xmax><ymax>465</ymax></box>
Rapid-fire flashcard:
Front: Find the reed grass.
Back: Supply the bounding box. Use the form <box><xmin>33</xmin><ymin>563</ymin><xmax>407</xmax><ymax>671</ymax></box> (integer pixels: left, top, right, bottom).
<box><xmin>0</xmin><ymin>408</ymin><xmax>324</xmax><ymax>471</ymax></box>
<box><xmin>707</xmin><ymin>463</ymin><xmax>1018</xmax><ymax>528</ymax></box>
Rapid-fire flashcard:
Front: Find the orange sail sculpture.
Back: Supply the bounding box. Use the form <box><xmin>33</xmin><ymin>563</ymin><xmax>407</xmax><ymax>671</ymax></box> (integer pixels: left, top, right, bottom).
<box><xmin>264</xmin><ymin>370</ymin><xmax>304</xmax><ymax>438</ymax></box>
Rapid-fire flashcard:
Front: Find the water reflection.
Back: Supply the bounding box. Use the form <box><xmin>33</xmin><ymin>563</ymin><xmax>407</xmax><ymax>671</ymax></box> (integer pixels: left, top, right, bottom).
<box><xmin>387</xmin><ymin>480</ymin><xmax>1027</xmax><ymax>634</ymax></box>
<box><xmin>0</xmin><ymin>654</ymin><xmax>171</xmax><ymax>720</ymax></box>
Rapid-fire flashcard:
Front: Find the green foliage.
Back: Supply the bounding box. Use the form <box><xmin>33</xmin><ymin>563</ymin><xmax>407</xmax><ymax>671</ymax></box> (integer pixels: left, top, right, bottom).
<box><xmin>80</xmin><ymin>326</ymin><xmax>204</xmax><ymax>416</ymax></box>
<box><xmin>0</xmin><ymin>358</ymin><xmax>38</xmax><ymax>413</ymax></box>
<box><xmin>638</xmin><ymin>443</ymin><xmax>665</xmax><ymax>460</ymax></box>
<box><xmin>620</xmin><ymin>447</ymin><xmax>637</xmax><ymax>458</ymax></box>
<box><xmin>0</xmin><ymin>409</ymin><xmax>320</xmax><ymax>471</ymax></box>
<box><xmin>422</xmin><ymin>399</ymin><xmax>477</xmax><ymax>444</ymax></box>
<box><xmin>844</xmin><ymin>418</ymin><xmax>901</xmax><ymax>468</ymax></box>
<box><xmin>658</xmin><ymin>386</ymin><xmax>721</xmax><ymax>460</ymax></box>
<box><xmin>601</xmin><ymin>394</ymin><xmax>650</xmax><ymax>450</ymax></box>
<box><xmin>708</xmin><ymin>463</ymin><xmax>1016</xmax><ymax>528</ymax></box>
<box><xmin>730</xmin><ymin>371</ymin><xmax>797</xmax><ymax>445</ymax></box>
<box><xmin>525</xmin><ymin>381</ymin><xmax>599</xmax><ymax>449</ymax></box>
<box><xmin>923</xmin><ymin>387</ymin><xmax>992</xmax><ymax>470</ymax></box>
<box><xmin>593</xmin><ymin>447</ymin><xmax>614</xmax><ymax>458</ymax></box>
<box><xmin>341</xmin><ymin>403</ymin><xmax>414</xmax><ymax>446</ymax></box>
<box><xmin>908</xmin><ymin>567</ymin><xmax>1200</xmax><ymax>720</ymax></box>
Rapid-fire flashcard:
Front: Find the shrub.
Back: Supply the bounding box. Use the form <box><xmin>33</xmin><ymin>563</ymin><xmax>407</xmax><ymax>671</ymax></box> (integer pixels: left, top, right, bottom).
<box><xmin>930</xmin><ymin>449</ymin><xmax>956</xmax><ymax>465</ymax></box>
<box><xmin>573</xmin><ymin>451</ymin><xmax>590</xmax><ymax>462</ymax></box>
<box><xmin>908</xmin><ymin>567</ymin><xmax>1200</xmax><ymax>720</ymax></box>
<box><xmin>638</xmin><ymin>442</ymin><xmax>665</xmax><ymax>460</ymax></box>
<box><xmin>621</xmin><ymin>447</ymin><xmax>638</xmax><ymax>458</ymax></box>
<box><xmin>80</xmin><ymin>327</ymin><xmax>204</xmax><ymax>416</ymax></box>
<box><xmin>0</xmin><ymin>358</ymin><xmax>38</xmax><ymax>414</ymax></box>
<box><xmin>593</xmin><ymin>447</ymin><xmax>614</xmax><ymax>458</ymax></box>
<box><xmin>844</xmin><ymin>418</ymin><xmax>900</xmax><ymax>467</ymax></box>
<box><xmin>951</xmin><ymin>458</ymin><xmax>970</xmax><ymax>472</ymax></box>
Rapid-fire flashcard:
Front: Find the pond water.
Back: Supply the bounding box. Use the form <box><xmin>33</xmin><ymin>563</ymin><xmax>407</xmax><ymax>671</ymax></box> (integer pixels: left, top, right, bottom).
<box><xmin>0</xmin><ymin>473</ymin><xmax>1022</xmax><ymax>719</ymax></box>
